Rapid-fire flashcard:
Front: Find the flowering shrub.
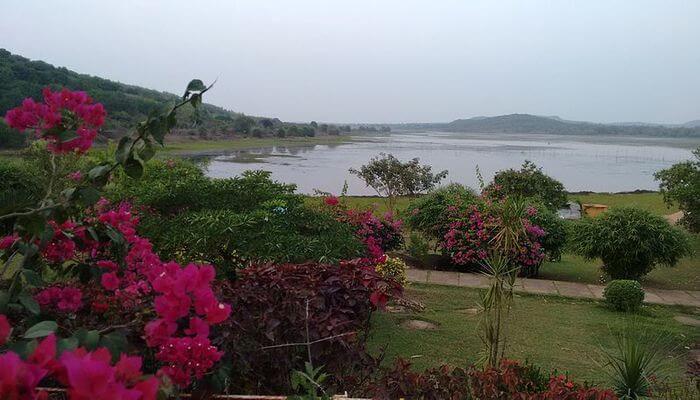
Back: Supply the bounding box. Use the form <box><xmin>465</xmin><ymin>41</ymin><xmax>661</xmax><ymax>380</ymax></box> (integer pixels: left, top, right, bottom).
<box><xmin>375</xmin><ymin>255</ymin><xmax>408</xmax><ymax>286</ymax></box>
<box><xmin>108</xmin><ymin>164</ymin><xmax>364</xmax><ymax>271</ymax></box>
<box><xmin>322</xmin><ymin>196</ymin><xmax>404</xmax><ymax>258</ymax></box>
<box><xmin>0</xmin><ymin>331</ymin><xmax>158</xmax><ymax>400</ymax></box>
<box><xmin>367</xmin><ymin>358</ymin><xmax>617</xmax><ymax>399</ymax></box>
<box><xmin>405</xmin><ymin>183</ymin><xmax>478</xmax><ymax>241</ymax></box>
<box><xmin>5</xmin><ymin>88</ymin><xmax>106</xmax><ymax>154</ymax></box>
<box><xmin>216</xmin><ymin>260</ymin><xmax>402</xmax><ymax>394</ymax></box>
<box><xmin>441</xmin><ymin>201</ymin><xmax>548</xmax><ymax>276</ymax></box>
<box><xmin>0</xmin><ymin>81</ymin><xmax>229</xmax><ymax>396</ymax></box>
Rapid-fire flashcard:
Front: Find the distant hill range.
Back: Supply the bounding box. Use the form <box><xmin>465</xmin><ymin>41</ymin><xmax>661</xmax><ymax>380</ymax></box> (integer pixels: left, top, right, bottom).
<box><xmin>393</xmin><ymin>114</ymin><xmax>700</xmax><ymax>138</ymax></box>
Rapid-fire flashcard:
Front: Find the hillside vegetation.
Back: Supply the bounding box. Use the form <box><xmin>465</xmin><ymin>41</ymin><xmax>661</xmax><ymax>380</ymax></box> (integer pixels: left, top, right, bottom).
<box><xmin>394</xmin><ymin>114</ymin><xmax>700</xmax><ymax>137</ymax></box>
<box><xmin>0</xmin><ymin>49</ymin><xmax>356</xmax><ymax>149</ymax></box>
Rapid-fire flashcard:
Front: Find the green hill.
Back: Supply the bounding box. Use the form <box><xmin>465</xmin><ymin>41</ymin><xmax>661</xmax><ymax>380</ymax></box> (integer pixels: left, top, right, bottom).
<box><xmin>0</xmin><ymin>49</ymin><xmax>344</xmax><ymax>149</ymax></box>
<box><xmin>0</xmin><ymin>49</ymin><xmax>242</xmax><ymax>133</ymax></box>
<box><xmin>443</xmin><ymin>114</ymin><xmax>700</xmax><ymax>137</ymax></box>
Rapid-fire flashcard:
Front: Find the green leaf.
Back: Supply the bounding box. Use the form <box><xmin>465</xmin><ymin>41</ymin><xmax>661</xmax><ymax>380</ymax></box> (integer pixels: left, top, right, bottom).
<box><xmin>83</xmin><ymin>330</ymin><xmax>100</xmax><ymax>350</ymax></box>
<box><xmin>115</xmin><ymin>136</ymin><xmax>132</xmax><ymax>165</ymax></box>
<box><xmin>18</xmin><ymin>293</ymin><xmax>40</xmax><ymax>315</ymax></box>
<box><xmin>56</xmin><ymin>129</ymin><xmax>78</xmax><ymax>142</ymax></box>
<box><xmin>77</xmin><ymin>187</ymin><xmax>101</xmax><ymax>206</ymax></box>
<box><xmin>23</xmin><ymin>320</ymin><xmax>57</xmax><ymax>339</ymax></box>
<box><xmin>183</xmin><ymin>79</ymin><xmax>206</xmax><ymax>99</ymax></box>
<box><xmin>22</xmin><ymin>269</ymin><xmax>44</xmax><ymax>286</ymax></box>
<box><xmin>123</xmin><ymin>154</ymin><xmax>144</xmax><ymax>179</ymax></box>
<box><xmin>57</xmin><ymin>337</ymin><xmax>79</xmax><ymax>354</ymax></box>
<box><xmin>100</xmin><ymin>331</ymin><xmax>129</xmax><ymax>361</ymax></box>
<box><xmin>138</xmin><ymin>140</ymin><xmax>156</xmax><ymax>162</ymax></box>
<box><xmin>17</xmin><ymin>214</ymin><xmax>47</xmax><ymax>236</ymax></box>
<box><xmin>88</xmin><ymin>164</ymin><xmax>112</xmax><ymax>185</ymax></box>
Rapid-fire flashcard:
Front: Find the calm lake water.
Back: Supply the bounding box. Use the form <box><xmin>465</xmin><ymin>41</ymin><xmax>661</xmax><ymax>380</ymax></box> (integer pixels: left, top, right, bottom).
<box><xmin>197</xmin><ymin>132</ymin><xmax>698</xmax><ymax>195</ymax></box>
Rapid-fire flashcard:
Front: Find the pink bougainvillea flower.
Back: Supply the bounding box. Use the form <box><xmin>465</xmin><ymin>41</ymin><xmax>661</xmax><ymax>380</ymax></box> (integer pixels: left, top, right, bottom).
<box><xmin>35</xmin><ymin>286</ymin><xmax>83</xmax><ymax>313</ymax></box>
<box><xmin>0</xmin><ymin>233</ymin><xmax>19</xmax><ymax>250</ymax></box>
<box><xmin>68</xmin><ymin>171</ymin><xmax>83</xmax><ymax>181</ymax></box>
<box><xmin>4</xmin><ymin>87</ymin><xmax>105</xmax><ymax>154</ymax></box>
<box><xmin>100</xmin><ymin>272</ymin><xmax>120</xmax><ymax>291</ymax></box>
<box><xmin>0</xmin><ymin>352</ymin><xmax>48</xmax><ymax>400</ymax></box>
<box><xmin>324</xmin><ymin>196</ymin><xmax>339</xmax><ymax>206</ymax></box>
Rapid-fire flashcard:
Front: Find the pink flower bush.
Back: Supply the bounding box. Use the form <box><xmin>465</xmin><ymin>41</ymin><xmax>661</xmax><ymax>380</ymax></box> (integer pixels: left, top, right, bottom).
<box><xmin>323</xmin><ymin>198</ymin><xmax>404</xmax><ymax>258</ymax></box>
<box><xmin>4</xmin><ymin>88</ymin><xmax>105</xmax><ymax>154</ymax></box>
<box><xmin>442</xmin><ymin>203</ymin><xmax>546</xmax><ymax>270</ymax></box>
<box><xmin>0</xmin><ymin>332</ymin><xmax>157</xmax><ymax>400</ymax></box>
<box><xmin>7</xmin><ymin>200</ymin><xmax>231</xmax><ymax>390</ymax></box>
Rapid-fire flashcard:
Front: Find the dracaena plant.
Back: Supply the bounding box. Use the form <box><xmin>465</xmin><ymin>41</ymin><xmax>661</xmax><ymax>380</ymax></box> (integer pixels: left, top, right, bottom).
<box><xmin>0</xmin><ymin>80</ymin><xmax>233</xmax><ymax>398</ymax></box>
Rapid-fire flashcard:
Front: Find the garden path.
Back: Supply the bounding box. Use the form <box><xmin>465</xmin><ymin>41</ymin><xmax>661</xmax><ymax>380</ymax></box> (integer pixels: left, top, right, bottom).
<box><xmin>406</xmin><ymin>268</ymin><xmax>700</xmax><ymax>307</ymax></box>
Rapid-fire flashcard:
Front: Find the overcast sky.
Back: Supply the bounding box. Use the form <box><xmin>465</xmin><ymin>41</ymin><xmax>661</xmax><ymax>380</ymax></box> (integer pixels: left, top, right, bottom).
<box><xmin>2</xmin><ymin>1</ymin><xmax>699</xmax><ymax>124</ymax></box>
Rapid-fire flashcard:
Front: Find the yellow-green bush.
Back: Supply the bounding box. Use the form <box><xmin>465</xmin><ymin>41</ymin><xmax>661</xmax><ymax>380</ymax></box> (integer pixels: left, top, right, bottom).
<box><xmin>376</xmin><ymin>256</ymin><xmax>408</xmax><ymax>286</ymax></box>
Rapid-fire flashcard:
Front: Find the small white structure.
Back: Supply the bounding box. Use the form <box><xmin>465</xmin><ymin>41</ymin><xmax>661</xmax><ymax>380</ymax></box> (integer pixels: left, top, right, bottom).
<box><xmin>558</xmin><ymin>201</ymin><xmax>581</xmax><ymax>220</ymax></box>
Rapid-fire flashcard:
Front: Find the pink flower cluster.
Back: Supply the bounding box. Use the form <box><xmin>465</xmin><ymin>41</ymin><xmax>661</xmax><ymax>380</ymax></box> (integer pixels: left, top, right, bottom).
<box><xmin>322</xmin><ymin>196</ymin><xmax>404</xmax><ymax>258</ymax></box>
<box><xmin>34</xmin><ymin>286</ymin><xmax>83</xmax><ymax>313</ymax></box>
<box><xmin>10</xmin><ymin>200</ymin><xmax>230</xmax><ymax>388</ymax></box>
<box><xmin>154</xmin><ymin>336</ymin><xmax>223</xmax><ymax>387</ymax></box>
<box><xmin>4</xmin><ymin>87</ymin><xmax>105</xmax><ymax>154</ymax></box>
<box><xmin>93</xmin><ymin>201</ymin><xmax>230</xmax><ymax>387</ymax></box>
<box><xmin>442</xmin><ymin>204</ymin><xmax>546</xmax><ymax>268</ymax></box>
<box><xmin>0</xmin><ymin>331</ymin><xmax>158</xmax><ymax>400</ymax></box>
<box><xmin>443</xmin><ymin>206</ymin><xmax>492</xmax><ymax>265</ymax></box>
<box><xmin>0</xmin><ymin>233</ymin><xmax>19</xmax><ymax>250</ymax></box>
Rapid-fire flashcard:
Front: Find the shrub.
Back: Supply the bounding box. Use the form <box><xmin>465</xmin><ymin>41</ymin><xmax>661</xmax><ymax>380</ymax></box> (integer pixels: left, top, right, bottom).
<box><xmin>375</xmin><ymin>255</ymin><xmax>408</xmax><ymax>286</ymax></box>
<box><xmin>405</xmin><ymin>183</ymin><xmax>477</xmax><ymax>240</ymax></box>
<box><xmin>367</xmin><ymin>358</ymin><xmax>617</xmax><ymax>399</ymax></box>
<box><xmin>528</xmin><ymin>202</ymin><xmax>568</xmax><ymax>262</ymax></box>
<box><xmin>109</xmin><ymin>164</ymin><xmax>365</xmax><ymax>272</ymax></box>
<box><xmin>569</xmin><ymin>207</ymin><xmax>691</xmax><ymax>280</ymax></box>
<box><xmin>322</xmin><ymin>196</ymin><xmax>404</xmax><ymax>259</ymax></box>
<box><xmin>485</xmin><ymin>160</ymin><xmax>568</xmax><ymax>210</ymax></box>
<box><xmin>406</xmin><ymin>232</ymin><xmax>430</xmax><ymax>264</ymax></box>
<box><xmin>655</xmin><ymin>147</ymin><xmax>700</xmax><ymax>232</ymax></box>
<box><xmin>216</xmin><ymin>260</ymin><xmax>401</xmax><ymax>394</ymax></box>
<box><xmin>604</xmin><ymin>280</ymin><xmax>644</xmax><ymax>312</ymax></box>
<box><xmin>441</xmin><ymin>201</ymin><xmax>548</xmax><ymax>276</ymax></box>
<box><xmin>349</xmin><ymin>153</ymin><xmax>448</xmax><ymax>213</ymax></box>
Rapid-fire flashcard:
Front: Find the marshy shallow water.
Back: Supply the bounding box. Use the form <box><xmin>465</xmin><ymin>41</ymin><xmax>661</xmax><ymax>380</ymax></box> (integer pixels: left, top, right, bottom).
<box><xmin>192</xmin><ymin>132</ymin><xmax>698</xmax><ymax>195</ymax></box>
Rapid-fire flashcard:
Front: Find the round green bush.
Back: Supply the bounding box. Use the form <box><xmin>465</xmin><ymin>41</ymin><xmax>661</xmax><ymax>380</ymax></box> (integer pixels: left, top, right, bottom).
<box><xmin>568</xmin><ymin>207</ymin><xmax>691</xmax><ymax>280</ymax></box>
<box><xmin>603</xmin><ymin>280</ymin><xmax>645</xmax><ymax>311</ymax></box>
<box><xmin>485</xmin><ymin>161</ymin><xmax>568</xmax><ymax>211</ymax></box>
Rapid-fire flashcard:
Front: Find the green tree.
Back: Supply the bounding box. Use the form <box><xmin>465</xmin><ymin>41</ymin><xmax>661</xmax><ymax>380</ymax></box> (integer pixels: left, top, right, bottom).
<box><xmin>485</xmin><ymin>161</ymin><xmax>567</xmax><ymax>210</ymax></box>
<box><xmin>349</xmin><ymin>153</ymin><xmax>448</xmax><ymax>213</ymax></box>
<box><xmin>233</xmin><ymin>115</ymin><xmax>255</xmax><ymax>135</ymax></box>
<box><xmin>654</xmin><ymin>147</ymin><xmax>700</xmax><ymax>232</ymax></box>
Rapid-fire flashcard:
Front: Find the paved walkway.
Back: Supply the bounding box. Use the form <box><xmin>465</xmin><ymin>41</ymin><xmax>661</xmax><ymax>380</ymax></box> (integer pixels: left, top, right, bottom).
<box><xmin>406</xmin><ymin>268</ymin><xmax>700</xmax><ymax>307</ymax></box>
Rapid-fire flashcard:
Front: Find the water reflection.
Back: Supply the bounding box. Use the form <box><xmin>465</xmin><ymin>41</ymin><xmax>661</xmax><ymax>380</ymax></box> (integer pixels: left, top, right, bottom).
<box><xmin>191</xmin><ymin>132</ymin><xmax>698</xmax><ymax>195</ymax></box>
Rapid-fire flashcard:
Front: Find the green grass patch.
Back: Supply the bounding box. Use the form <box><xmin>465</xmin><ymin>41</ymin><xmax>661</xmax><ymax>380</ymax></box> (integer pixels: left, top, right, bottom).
<box><xmin>570</xmin><ymin>192</ymin><xmax>677</xmax><ymax>215</ymax></box>
<box><xmin>539</xmin><ymin>233</ymin><xmax>700</xmax><ymax>291</ymax></box>
<box><xmin>369</xmin><ymin>283</ymin><xmax>698</xmax><ymax>384</ymax></box>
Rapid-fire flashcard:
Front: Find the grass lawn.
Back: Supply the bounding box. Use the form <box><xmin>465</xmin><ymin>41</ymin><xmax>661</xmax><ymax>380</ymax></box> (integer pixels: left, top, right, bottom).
<box><xmin>340</xmin><ymin>192</ymin><xmax>676</xmax><ymax>217</ymax></box>
<box><xmin>538</xmin><ymin>233</ymin><xmax>700</xmax><ymax>291</ymax></box>
<box><xmin>569</xmin><ymin>192</ymin><xmax>678</xmax><ymax>215</ymax></box>
<box><xmin>368</xmin><ymin>283</ymin><xmax>699</xmax><ymax>384</ymax></box>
